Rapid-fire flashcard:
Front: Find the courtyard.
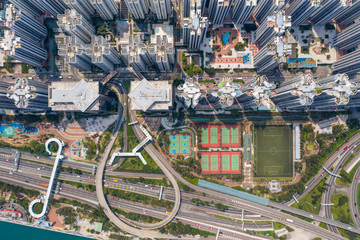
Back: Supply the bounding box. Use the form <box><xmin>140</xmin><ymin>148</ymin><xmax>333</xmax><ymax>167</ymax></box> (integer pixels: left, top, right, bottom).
<box><xmin>202</xmin><ymin>26</ymin><xmax>258</xmax><ymax>69</ymax></box>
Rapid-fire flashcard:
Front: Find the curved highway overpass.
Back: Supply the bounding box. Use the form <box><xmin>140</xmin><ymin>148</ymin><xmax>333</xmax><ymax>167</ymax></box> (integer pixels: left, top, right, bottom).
<box><xmin>129</xmin><ymin>109</ymin><xmax>359</xmax><ymax>240</ymax></box>
<box><xmin>95</xmin><ymin>84</ymin><xmax>181</xmax><ymax>238</ymax></box>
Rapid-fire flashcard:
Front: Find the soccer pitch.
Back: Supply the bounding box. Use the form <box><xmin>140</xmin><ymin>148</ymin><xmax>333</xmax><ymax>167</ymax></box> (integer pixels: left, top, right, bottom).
<box><xmin>254</xmin><ymin>125</ymin><xmax>293</xmax><ymax>177</ymax></box>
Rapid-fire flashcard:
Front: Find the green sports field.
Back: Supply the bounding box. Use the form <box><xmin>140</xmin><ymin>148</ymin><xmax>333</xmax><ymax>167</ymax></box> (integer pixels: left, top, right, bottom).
<box><xmin>254</xmin><ymin>125</ymin><xmax>293</xmax><ymax>177</ymax></box>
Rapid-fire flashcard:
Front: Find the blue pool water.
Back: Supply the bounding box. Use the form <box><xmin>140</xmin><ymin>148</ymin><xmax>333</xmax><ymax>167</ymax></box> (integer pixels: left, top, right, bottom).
<box><xmin>0</xmin><ymin>122</ymin><xmax>38</xmax><ymax>135</ymax></box>
<box><xmin>243</xmin><ymin>53</ymin><xmax>251</xmax><ymax>64</ymax></box>
<box><xmin>222</xmin><ymin>32</ymin><xmax>230</xmax><ymax>45</ymax></box>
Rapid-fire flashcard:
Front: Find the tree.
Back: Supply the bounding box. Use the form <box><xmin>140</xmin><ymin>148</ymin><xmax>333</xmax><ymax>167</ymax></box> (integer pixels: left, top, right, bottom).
<box><xmin>205</xmin><ymin>67</ymin><xmax>215</xmax><ymax>74</ymax></box>
<box><xmin>48</xmin><ymin>142</ymin><xmax>58</xmax><ymax>153</ymax></box>
<box><xmin>97</xmin><ymin>26</ymin><xmax>108</xmax><ymax>36</ymax></box>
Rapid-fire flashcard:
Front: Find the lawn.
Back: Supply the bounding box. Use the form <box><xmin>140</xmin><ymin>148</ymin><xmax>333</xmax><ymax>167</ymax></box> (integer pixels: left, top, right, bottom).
<box><xmin>114</xmin><ymin>149</ymin><xmax>162</xmax><ymax>173</ymax></box>
<box><xmin>292</xmin><ymin>179</ymin><xmax>326</xmax><ymax>214</ymax></box>
<box><xmin>331</xmin><ymin>194</ymin><xmax>354</xmax><ymax>225</ymax></box>
<box><xmin>305</xmin><ymin>142</ymin><xmax>316</xmax><ymax>154</ymax></box>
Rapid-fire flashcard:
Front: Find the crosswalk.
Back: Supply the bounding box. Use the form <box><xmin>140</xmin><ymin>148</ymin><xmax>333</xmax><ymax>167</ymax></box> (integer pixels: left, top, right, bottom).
<box><xmin>104</xmin><ymin>182</ymin><xmax>139</xmax><ymax>193</ymax></box>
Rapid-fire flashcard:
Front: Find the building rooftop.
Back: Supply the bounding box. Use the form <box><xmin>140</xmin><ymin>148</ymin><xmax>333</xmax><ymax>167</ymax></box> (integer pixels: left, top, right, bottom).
<box><xmin>49</xmin><ymin>79</ymin><xmax>100</xmax><ymax>112</ymax></box>
<box><xmin>129</xmin><ymin>79</ymin><xmax>172</xmax><ymax>111</ymax></box>
<box><xmin>58</xmin><ymin>36</ymin><xmax>86</xmax><ymax>64</ymax></box>
<box><xmin>151</xmin><ymin>23</ymin><xmax>173</xmax><ymax>43</ymax></box>
<box><xmin>57</xmin><ymin>9</ymin><xmax>86</xmax><ymax>32</ymax></box>
<box><xmin>291</xmin><ymin>74</ymin><xmax>319</xmax><ymax>105</ymax></box>
<box><xmin>148</xmin><ymin>35</ymin><xmax>173</xmax><ymax>63</ymax></box>
<box><xmin>177</xmin><ymin>76</ymin><xmax>202</xmax><ymax>108</ymax></box>
<box><xmin>85</xmin><ymin>35</ymin><xmax>113</xmax><ymax>64</ymax></box>
<box><xmin>6</xmin><ymin>77</ymin><xmax>40</xmax><ymax>108</ymax></box>
<box><xmin>325</xmin><ymin>74</ymin><xmax>357</xmax><ymax>105</ymax></box>
<box><xmin>121</xmin><ymin>35</ymin><xmax>147</xmax><ymax>63</ymax></box>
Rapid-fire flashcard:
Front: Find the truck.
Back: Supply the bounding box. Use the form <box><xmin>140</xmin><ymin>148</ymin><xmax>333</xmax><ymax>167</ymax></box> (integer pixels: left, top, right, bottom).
<box><xmin>285</xmin><ymin>218</ymin><xmax>293</xmax><ymax>223</ymax></box>
<box><xmin>41</xmin><ymin>182</ymin><xmax>49</xmax><ymax>187</ymax></box>
<box><xmin>166</xmin><ymin>211</ymin><xmax>171</xmax><ymax>215</ymax></box>
<box><xmin>113</xmin><ymin>179</ymin><xmax>119</xmax><ymax>182</ymax></box>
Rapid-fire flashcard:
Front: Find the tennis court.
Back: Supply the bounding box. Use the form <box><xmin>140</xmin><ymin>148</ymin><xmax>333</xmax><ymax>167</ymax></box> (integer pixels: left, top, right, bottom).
<box><xmin>210</xmin><ymin>127</ymin><xmax>218</xmax><ymax>144</ymax></box>
<box><xmin>201</xmin><ymin>152</ymin><xmax>241</xmax><ymax>174</ymax></box>
<box><xmin>222</xmin><ymin>127</ymin><xmax>230</xmax><ymax>144</ymax></box>
<box><xmin>220</xmin><ymin>125</ymin><xmax>241</xmax><ymax>147</ymax></box>
<box><xmin>169</xmin><ymin>134</ymin><xmax>191</xmax><ymax>155</ymax></box>
<box><xmin>201</xmin><ymin>127</ymin><xmax>209</xmax><ymax>143</ymax></box>
<box><xmin>254</xmin><ymin>125</ymin><xmax>293</xmax><ymax>177</ymax></box>
<box><xmin>201</xmin><ymin>125</ymin><xmax>220</xmax><ymax>148</ymax></box>
<box><xmin>222</xmin><ymin>155</ymin><xmax>230</xmax><ymax>170</ymax></box>
<box><xmin>201</xmin><ymin>154</ymin><xmax>209</xmax><ymax>171</ymax></box>
<box><xmin>210</xmin><ymin>155</ymin><xmax>218</xmax><ymax>170</ymax></box>
<box><xmin>221</xmin><ymin>152</ymin><xmax>241</xmax><ymax>174</ymax></box>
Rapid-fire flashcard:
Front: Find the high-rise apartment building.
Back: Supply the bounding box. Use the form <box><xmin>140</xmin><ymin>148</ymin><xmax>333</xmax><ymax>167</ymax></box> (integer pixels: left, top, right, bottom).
<box><xmin>63</xmin><ymin>0</ymin><xmax>95</xmax><ymax>20</ymax></box>
<box><xmin>57</xmin><ymin>9</ymin><xmax>96</xmax><ymax>43</ymax></box>
<box><xmin>335</xmin><ymin>0</ymin><xmax>360</xmax><ymax>26</ymax></box>
<box><xmin>124</xmin><ymin>0</ymin><xmax>149</xmax><ymax>19</ymax></box>
<box><xmin>237</xmin><ymin>75</ymin><xmax>276</xmax><ymax>111</ymax></box>
<box><xmin>176</xmin><ymin>76</ymin><xmax>202</xmax><ymax>109</ymax></box>
<box><xmin>120</xmin><ymin>35</ymin><xmax>150</xmax><ymax>72</ymax></box>
<box><xmin>0</xmin><ymin>77</ymin><xmax>48</xmax><ymax>111</ymax></box>
<box><xmin>90</xmin><ymin>0</ymin><xmax>118</xmax><ymax>20</ymax></box>
<box><xmin>183</xmin><ymin>0</ymin><xmax>208</xmax><ymax>50</ymax></box>
<box><xmin>285</xmin><ymin>0</ymin><xmax>321</xmax><ymax>27</ymax></box>
<box><xmin>0</xmin><ymin>30</ymin><xmax>47</xmax><ymax>67</ymax></box>
<box><xmin>9</xmin><ymin>0</ymin><xmax>42</xmax><ymax>18</ymax></box>
<box><xmin>208</xmin><ymin>0</ymin><xmax>232</xmax><ymax>25</ymax></box>
<box><xmin>253</xmin><ymin>0</ymin><xmax>285</xmax><ymax>23</ymax></box>
<box><xmin>232</xmin><ymin>0</ymin><xmax>256</xmax><ymax>25</ymax></box>
<box><xmin>332</xmin><ymin>49</ymin><xmax>360</xmax><ymax>76</ymax></box>
<box><xmin>150</xmin><ymin>0</ymin><xmax>171</xmax><ymax>20</ymax></box>
<box><xmin>29</xmin><ymin>0</ymin><xmax>68</xmax><ymax>17</ymax></box>
<box><xmin>4</xmin><ymin>4</ymin><xmax>47</xmax><ymax>43</ymax></box>
<box><xmin>271</xmin><ymin>74</ymin><xmax>319</xmax><ymax>111</ymax></box>
<box><xmin>58</xmin><ymin>35</ymin><xmax>92</xmax><ymax>71</ymax></box>
<box><xmin>254</xmin><ymin>36</ymin><xmax>291</xmax><ymax>74</ymax></box>
<box><xmin>311</xmin><ymin>0</ymin><xmax>350</xmax><ymax>26</ymax></box>
<box><xmin>255</xmin><ymin>10</ymin><xmax>291</xmax><ymax>48</ymax></box>
<box><xmin>148</xmin><ymin>35</ymin><xmax>174</xmax><ymax>71</ymax></box>
<box><xmin>85</xmin><ymin>35</ymin><xmax>121</xmax><ymax>72</ymax></box>
<box><xmin>333</xmin><ymin>21</ymin><xmax>360</xmax><ymax>50</ymax></box>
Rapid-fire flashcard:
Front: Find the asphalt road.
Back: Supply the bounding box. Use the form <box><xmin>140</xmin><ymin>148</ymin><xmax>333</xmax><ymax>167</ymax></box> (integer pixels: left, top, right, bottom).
<box><xmin>287</xmin><ymin>132</ymin><xmax>360</xmax><ymax>206</ymax></box>
<box><xmin>322</xmin><ymin>147</ymin><xmax>360</xmax><ymax>233</ymax></box>
<box><xmin>350</xmin><ymin>166</ymin><xmax>360</xmax><ymax>227</ymax></box>
<box><xmin>0</xmin><ymin>168</ymin><xmax>274</xmax><ymax>240</ymax></box>
<box><xmin>95</xmin><ymin>84</ymin><xmax>182</xmax><ymax>237</ymax></box>
<box><xmin>129</xmin><ymin>110</ymin><xmax>353</xmax><ymax>240</ymax></box>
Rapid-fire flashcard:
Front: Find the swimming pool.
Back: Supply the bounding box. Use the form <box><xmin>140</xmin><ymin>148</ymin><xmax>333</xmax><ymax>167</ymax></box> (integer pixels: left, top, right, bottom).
<box><xmin>243</xmin><ymin>53</ymin><xmax>251</xmax><ymax>64</ymax></box>
<box><xmin>0</xmin><ymin>122</ymin><xmax>38</xmax><ymax>137</ymax></box>
<box><xmin>222</xmin><ymin>32</ymin><xmax>230</xmax><ymax>45</ymax></box>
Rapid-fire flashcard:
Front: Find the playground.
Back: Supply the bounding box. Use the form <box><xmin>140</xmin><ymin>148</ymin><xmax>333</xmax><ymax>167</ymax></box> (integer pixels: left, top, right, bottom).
<box><xmin>201</xmin><ymin>151</ymin><xmax>241</xmax><ymax>175</ymax></box>
<box><xmin>0</xmin><ymin>122</ymin><xmax>38</xmax><ymax>138</ymax></box>
<box><xmin>254</xmin><ymin>125</ymin><xmax>293</xmax><ymax>177</ymax></box>
<box><xmin>169</xmin><ymin>134</ymin><xmax>192</xmax><ymax>155</ymax></box>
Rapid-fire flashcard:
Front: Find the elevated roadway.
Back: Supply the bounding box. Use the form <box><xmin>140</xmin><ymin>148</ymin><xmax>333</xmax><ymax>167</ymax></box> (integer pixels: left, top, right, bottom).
<box><xmin>129</xmin><ymin>110</ymin><xmax>355</xmax><ymax>240</ymax></box>
<box><xmin>287</xmin><ymin>133</ymin><xmax>360</xmax><ymax>206</ymax></box>
<box><xmin>95</xmin><ymin>84</ymin><xmax>182</xmax><ymax>237</ymax></box>
<box><xmin>350</xmin><ymin>166</ymin><xmax>360</xmax><ymax>227</ymax></box>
